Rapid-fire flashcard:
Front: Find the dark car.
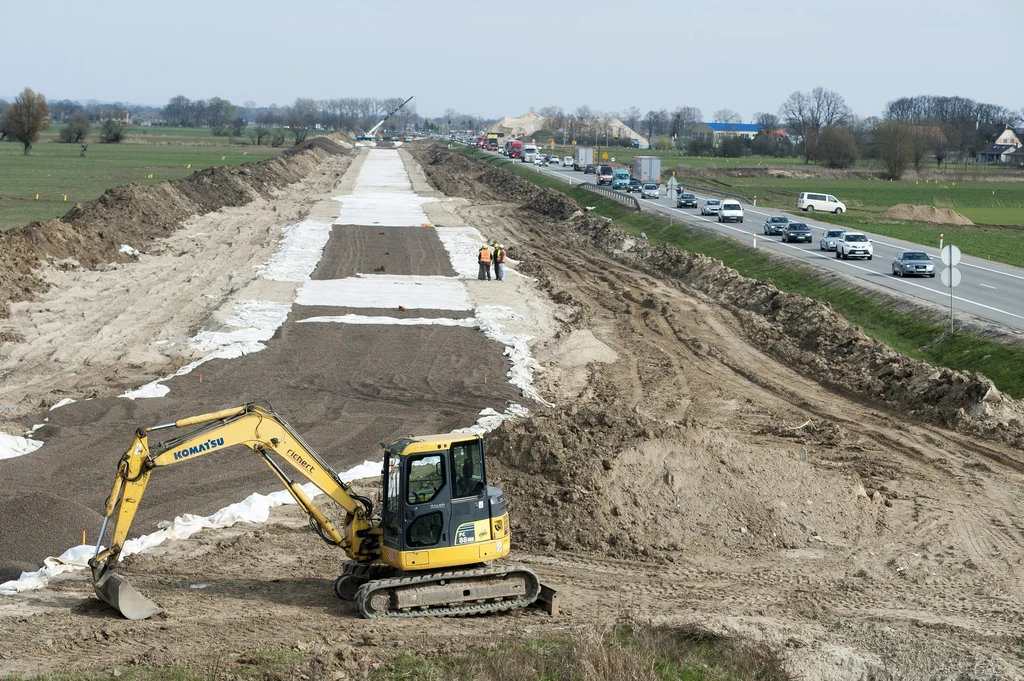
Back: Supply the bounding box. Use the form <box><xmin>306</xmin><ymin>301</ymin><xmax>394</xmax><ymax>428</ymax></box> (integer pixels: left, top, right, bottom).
<box><xmin>891</xmin><ymin>250</ymin><xmax>936</xmax><ymax>278</ymax></box>
<box><xmin>584</xmin><ymin>164</ymin><xmax>596</xmax><ymax>174</ymax></box>
<box><xmin>676</xmin><ymin>192</ymin><xmax>698</xmax><ymax>208</ymax></box>
<box><xmin>763</xmin><ymin>215</ymin><xmax>789</xmax><ymax>236</ymax></box>
<box><xmin>627</xmin><ymin>179</ymin><xmax>642</xmax><ymax>193</ymax></box>
<box><xmin>781</xmin><ymin>222</ymin><xmax>812</xmax><ymax>243</ymax></box>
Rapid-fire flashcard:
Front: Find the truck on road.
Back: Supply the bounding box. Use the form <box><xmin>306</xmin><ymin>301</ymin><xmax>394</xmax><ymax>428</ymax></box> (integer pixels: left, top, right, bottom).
<box><xmin>574</xmin><ymin>147</ymin><xmax>594</xmax><ymax>171</ymax></box>
<box><xmin>632</xmin><ymin>156</ymin><xmax>661</xmax><ymax>184</ymax></box>
<box><xmin>597</xmin><ymin>164</ymin><xmax>614</xmax><ymax>185</ymax></box>
<box><xmin>612</xmin><ymin>169</ymin><xmax>630</xmax><ymax>189</ymax></box>
<box><xmin>522</xmin><ymin>144</ymin><xmax>539</xmax><ymax>163</ymax></box>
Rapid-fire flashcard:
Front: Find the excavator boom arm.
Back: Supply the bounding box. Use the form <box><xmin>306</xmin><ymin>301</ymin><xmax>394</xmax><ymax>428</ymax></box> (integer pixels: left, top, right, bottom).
<box><xmin>89</xmin><ymin>404</ymin><xmax>380</xmax><ymax>618</ymax></box>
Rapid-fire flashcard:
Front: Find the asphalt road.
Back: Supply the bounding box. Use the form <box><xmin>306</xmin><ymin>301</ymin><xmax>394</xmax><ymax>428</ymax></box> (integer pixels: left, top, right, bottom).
<box><xmin>518</xmin><ymin>157</ymin><xmax>1024</xmax><ymax>333</ymax></box>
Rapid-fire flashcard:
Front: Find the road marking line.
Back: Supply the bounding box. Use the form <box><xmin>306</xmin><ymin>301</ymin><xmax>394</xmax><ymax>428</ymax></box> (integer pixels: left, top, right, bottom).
<box><xmin>980</xmin><ymin>283</ymin><xmax>997</xmax><ymax>289</ymax></box>
<box><xmin>538</xmin><ymin>166</ymin><xmax>1024</xmax><ymax>321</ymax></box>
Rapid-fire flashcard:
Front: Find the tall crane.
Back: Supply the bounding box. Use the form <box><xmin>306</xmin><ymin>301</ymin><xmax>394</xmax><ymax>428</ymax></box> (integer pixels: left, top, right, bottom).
<box><xmin>366</xmin><ymin>96</ymin><xmax>414</xmax><ymax>139</ymax></box>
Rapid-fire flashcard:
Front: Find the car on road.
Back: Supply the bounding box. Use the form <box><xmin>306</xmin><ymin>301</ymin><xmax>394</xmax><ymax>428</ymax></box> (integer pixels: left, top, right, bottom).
<box><xmin>562</xmin><ymin>156</ymin><xmax>573</xmax><ymax>166</ymax></box>
<box><xmin>836</xmin><ymin>232</ymin><xmax>873</xmax><ymax>260</ymax></box>
<box><xmin>641</xmin><ymin>182</ymin><xmax>659</xmax><ymax>199</ymax></box>
<box><xmin>613</xmin><ymin>169</ymin><xmax>631</xmax><ymax>189</ymax></box>
<box><xmin>819</xmin><ymin>228</ymin><xmax>846</xmax><ymax>251</ymax></box>
<box><xmin>700</xmin><ymin>199</ymin><xmax>721</xmax><ymax>215</ymax></box>
<box><xmin>797</xmin><ymin>192</ymin><xmax>846</xmax><ymax>214</ymax></box>
<box><xmin>763</xmin><ymin>215</ymin><xmax>789</xmax><ymax>235</ymax></box>
<box><xmin>627</xmin><ymin>179</ymin><xmax>642</xmax><ymax>193</ymax></box>
<box><xmin>584</xmin><ymin>164</ymin><xmax>596</xmax><ymax>174</ymax></box>
<box><xmin>676</xmin><ymin>192</ymin><xmax>698</xmax><ymax>208</ymax></box>
<box><xmin>780</xmin><ymin>222</ymin><xmax>812</xmax><ymax>243</ymax></box>
<box><xmin>717</xmin><ymin>200</ymin><xmax>744</xmax><ymax>223</ymax></box>
<box><xmin>891</xmin><ymin>250</ymin><xmax>936</xmax><ymax>277</ymax></box>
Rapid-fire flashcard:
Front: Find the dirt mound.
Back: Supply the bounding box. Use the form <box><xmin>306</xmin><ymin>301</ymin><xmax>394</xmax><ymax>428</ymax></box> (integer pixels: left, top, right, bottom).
<box><xmin>881</xmin><ymin>204</ymin><xmax>974</xmax><ymax>225</ymax></box>
<box><xmin>520</xmin><ymin>188</ymin><xmax>581</xmax><ymax>221</ymax></box>
<box><xmin>417</xmin><ymin>146</ymin><xmax>1024</xmax><ymax>448</ymax></box>
<box><xmin>0</xmin><ymin>148</ymin><xmax>334</xmax><ymax>320</ymax></box>
<box><xmin>0</xmin><ymin>493</ymin><xmax>104</xmax><ymax>581</ymax></box>
<box><xmin>418</xmin><ymin>146</ymin><xmax>540</xmax><ymax>203</ymax></box>
<box><xmin>486</xmin><ymin>403</ymin><xmax>877</xmax><ymax>562</ymax></box>
<box><xmin>285</xmin><ymin>136</ymin><xmax>347</xmax><ymax>156</ymax></box>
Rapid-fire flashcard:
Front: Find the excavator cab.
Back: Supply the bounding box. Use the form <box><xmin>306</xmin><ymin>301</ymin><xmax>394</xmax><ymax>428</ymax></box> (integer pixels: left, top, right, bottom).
<box><xmin>378</xmin><ymin>434</ymin><xmax>511</xmax><ymax>571</ymax></box>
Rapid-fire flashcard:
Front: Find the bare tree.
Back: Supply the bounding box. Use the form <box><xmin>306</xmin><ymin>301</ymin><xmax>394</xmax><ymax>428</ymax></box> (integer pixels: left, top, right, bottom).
<box><xmin>817</xmin><ymin>126</ymin><xmax>858</xmax><ymax>168</ymax></box>
<box><xmin>875</xmin><ymin>122</ymin><xmax>913</xmax><ymax>180</ymax></box>
<box><xmin>910</xmin><ymin>127</ymin><xmax>931</xmax><ymax>171</ymax></box>
<box><xmin>712</xmin><ymin>108</ymin><xmax>742</xmax><ymax>124</ymax></box>
<box><xmin>644</xmin><ymin>109</ymin><xmax>666</xmax><ymax>144</ymax></box>
<box><xmin>623</xmin><ymin>106</ymin><xmax>642</xmax><ymax>133</ymax></box>
<box><xmin>0</xmin><ymin>99</ymin><xmax>9</xmax><ymax>141</ymax></box>
<box><xmin>58</xmin><ymin>111</ymin><xmax>90</xmax><ymax>143</ymax></box>
<box><xmin>6</xmin><ymin>88</ymin><xmax>51</xmax><ymax>154</ymax></box>
<box><xmin>779</xmin><ymin>87</ymin><xmax>851</xmax><ymax>163</ymax></box>
<box><xmin>99</xmin><ymin>108</ymin><xmax>129</xmax><ymax>143</ymax></box>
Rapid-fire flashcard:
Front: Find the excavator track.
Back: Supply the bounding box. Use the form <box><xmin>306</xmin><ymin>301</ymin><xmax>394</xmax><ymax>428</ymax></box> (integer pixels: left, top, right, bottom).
<box><xmin>354</xmin><ymin>563</ymin><xmax>540</xmax><ymax>619</ymax></box>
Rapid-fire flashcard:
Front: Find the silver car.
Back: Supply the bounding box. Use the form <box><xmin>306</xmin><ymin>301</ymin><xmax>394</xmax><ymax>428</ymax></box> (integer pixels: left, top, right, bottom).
<box><xmin>641</xmin><ymin>183</ymin><xmax>659</xmax><ymax>199</ymax></box>
<box><xmin>892</xmin><ymin>250</ymin><xmax>936</xmax><ymax>278</ymax></box>
<box><xmin>700</xmin><ymin>199</ymin><xmax>721</xmax><ymax>215</ymax></box>
<box><xmin>819</xmin><ymin>228</ymin><xmax>846</xmax><ymax>251</ymax></box>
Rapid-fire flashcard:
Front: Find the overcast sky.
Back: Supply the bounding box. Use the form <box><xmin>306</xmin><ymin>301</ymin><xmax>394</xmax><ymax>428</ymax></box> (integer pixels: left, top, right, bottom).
<box><xmin>1</xmin><ymin>0</ymin><xmax>1016</xmax><ymax>122</ymax></box>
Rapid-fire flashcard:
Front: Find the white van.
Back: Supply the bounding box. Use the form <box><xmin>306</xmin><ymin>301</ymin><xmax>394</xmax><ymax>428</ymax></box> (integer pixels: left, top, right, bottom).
<box><xmin>717</xmin><ymin>200</ymin><xmax>744</xmax><ymax>223</ymax></box>
<box><xmin>797</xmin><ymin>192</ymin><xmax>846</xmax><ymax>214</ymax></box>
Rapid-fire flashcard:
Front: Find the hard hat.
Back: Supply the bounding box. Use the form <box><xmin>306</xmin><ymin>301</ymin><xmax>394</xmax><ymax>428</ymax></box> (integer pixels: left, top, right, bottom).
<box><xmin>499</xmin><ymin>244</ymin><xmax>505</xmax><ymax>248</ymax></box>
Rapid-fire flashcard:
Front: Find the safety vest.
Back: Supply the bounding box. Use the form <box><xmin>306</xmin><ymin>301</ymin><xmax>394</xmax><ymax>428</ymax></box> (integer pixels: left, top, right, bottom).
<box><xmin>495</xmin><ymin>249</ymin><xmax>506</xmax><ymax>263</ymax></box>
<box><xmin>478</xmin><ymin>248</ymin><xmax>492</xmax><ymax>264</ymax></box>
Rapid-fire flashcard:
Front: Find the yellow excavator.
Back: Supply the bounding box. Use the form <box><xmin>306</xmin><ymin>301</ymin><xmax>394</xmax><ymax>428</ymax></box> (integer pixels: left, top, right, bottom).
<box><xmin>89</xmin><ymin>403</ymin><xmax>542</xmax><ymax>619</ymax></box>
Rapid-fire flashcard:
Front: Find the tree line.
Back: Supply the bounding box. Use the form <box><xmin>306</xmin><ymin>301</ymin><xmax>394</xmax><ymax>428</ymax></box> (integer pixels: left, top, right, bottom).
<box><xmin>0</xmin><ymin>88</ymin><xmax>129</xmax><ymax>154</ymax></box>
<box><xmin>481</xmin><ymin>91</ymin><xmax>1022</xmax><ymax>178</ymax></box>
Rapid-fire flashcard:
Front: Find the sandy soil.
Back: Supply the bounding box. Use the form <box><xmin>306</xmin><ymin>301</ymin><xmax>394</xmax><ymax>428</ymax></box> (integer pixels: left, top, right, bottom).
<box><xmin>881</xmin><ymin>204</ymin><xmax>975</xmax><ymax>225</ymax></box>
<box><xmin>1</xmin><ymin>145</ymin><xmax>1023</xmax><ymax>681</ymax></box>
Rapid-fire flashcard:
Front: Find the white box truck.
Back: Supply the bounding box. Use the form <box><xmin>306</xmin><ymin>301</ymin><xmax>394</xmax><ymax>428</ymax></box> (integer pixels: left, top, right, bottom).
<box><xmin>632</xmin><ymin>156</ymin><xmax>661</xmax><ymax>184</ymax></box>
<box><xmin>574</xmin><ymin>147</ymin><xmax>594</xmax><ymax>171</ymax></box>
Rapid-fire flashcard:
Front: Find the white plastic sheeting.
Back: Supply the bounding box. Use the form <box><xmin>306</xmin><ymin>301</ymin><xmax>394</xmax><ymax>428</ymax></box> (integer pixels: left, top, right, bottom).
<box><xmin>298</xmin><ymin>314</ymin><xmax>477</xmax><ymax>327</ymax></box>
<box><xmin>475</xmin><ymin>305</ymin><xmax>553</xmax><ymax>408</ymax></box>
<box><xmin>453</xmin><ymin>404</ymin><xmax>531</xmax><ymax>435</ymax></box>
<box><xmin>257</xmin><ymin>220</ymin><xmax>334</xmax><ymax>282</ymax></box>
<box><xmin>0</xmin><ymin>431</ymin><xmax>43</xmax><ymax>460</ymax></box>
<box><xmin>435</xmin><ymin>226</ymin><xmax>488</xmax><ymax>279</ymax></box>
<box><xmin>353</xmin><ymin>150</ymin><xmax>412</xmax><ymax>189</ymax></box>
<box><xmin>296</xmin><ymin>274</ymin><xmax>472</xmax><ymax>311</ymax></box>
<box><xmin>119</xmin><ymin>244</ymin><xmax>140</xmax><ymax>257</ymax></box>
<box><xmin>0</xmin><ymin>460</ymin><xmax>383</xmax><ymax>595</ymax></box>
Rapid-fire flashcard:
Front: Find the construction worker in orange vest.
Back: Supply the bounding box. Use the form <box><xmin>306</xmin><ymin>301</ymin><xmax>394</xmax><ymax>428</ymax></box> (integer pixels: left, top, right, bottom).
<box><xmin>493</xmin><ymin>243</ymin><xmax>507</xmax><ymax>281</ymax></box>
<box><xmin>478</xmin><ymin>243</ymin><xmax>493</xmax><ymax>280</ymax></box>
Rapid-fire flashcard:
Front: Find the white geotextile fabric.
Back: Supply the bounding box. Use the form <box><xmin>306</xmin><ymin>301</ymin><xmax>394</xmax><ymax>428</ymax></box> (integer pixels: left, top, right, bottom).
<box><xmin>298</xmin><ymin>314</ymin><xmax>477</xmax><ymax>327</ymax></box>
<box><xmin>296</xmin><ymin>274</ymin><xmax>472</xmax><ymax>311</ymax></box>
<box><xmin>257</xmin><ymin>220</ymin><xmax>334</xmax><ymax>282</ymax></box>
<box><xmin>453</xmin><ymin>404</ymin><xmax>531</xmax><ymax>435</ymax></box>
<box><xmin>119</xmin><ymin>244</ymin><xmax>140</xmax><ymax>257</ymax></box>
<box><xmin>50</xmin><ymin>398</ymin><xmax>76</xmax><ymax>410</ymax></box>
<box><xmin>121</xmin><ymin>300</ymin><xmax>292</xmax><ymax>400</ymax></box>
<box><xmin>0</xmin><ymin>460</ymin><xmax>383</xmax><ymax>596</ymax></box>
<box><xmin>436</xmin><ymin>226</ymin><xmax>488</xmax><ymax>279</ymax></box>
<box><xmin>334</xmin><ymin>193</ymin><xmax>436</xmax><ymax>227</ymax></box>
<box><xmin>0</xmin><ymin>431</ymin><xmax>43</xmax><ymax>460</ymax></box>
<box><xmin>353</xmin><ymin>150</ymin><xmax>412</xmax><ymax>189</ymax></box>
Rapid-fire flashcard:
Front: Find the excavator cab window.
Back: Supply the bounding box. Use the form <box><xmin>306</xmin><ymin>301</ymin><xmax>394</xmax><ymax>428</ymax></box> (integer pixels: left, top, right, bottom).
<box><xmin>382</xmin><ymin>454</ymin><xmax>402</xmax><ymax>543</ymax></box>
<box><xmin>451</xmin><ymin>440</ymin><xmax>485</xmax><ymax>498</ymax></box>
<box><xmin>407</xmin><ymin>454</ymin><xmax>445</xmax><ymax>505</ymax></box>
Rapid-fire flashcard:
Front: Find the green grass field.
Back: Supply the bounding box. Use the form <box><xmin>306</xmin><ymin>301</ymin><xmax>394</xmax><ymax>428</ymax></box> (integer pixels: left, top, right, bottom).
<box><xmin>0</xmin><ymin>129</ymin><xmax>283</xmax><ymax>231</ymax></box>
<box><xmin>466</xmin><ymin>147</ymin><xmax>1024</xmax><ymax>398</ymax></box>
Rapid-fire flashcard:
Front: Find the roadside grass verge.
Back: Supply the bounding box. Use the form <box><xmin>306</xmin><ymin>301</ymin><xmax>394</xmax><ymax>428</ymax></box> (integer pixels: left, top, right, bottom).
<box><xmin>0</xmin><ymin>137</ymin><xmax>282</xmax><ymax>232</ymax></box>
<box><xmin>468</xmin><ymin>148</ymin><xmax>1024</xmax><ymax>399</ymax></box>
<box><xmin>372</xmin><ymin>623</ymin><xmax>792</xmax><ymax>681</ymax></box>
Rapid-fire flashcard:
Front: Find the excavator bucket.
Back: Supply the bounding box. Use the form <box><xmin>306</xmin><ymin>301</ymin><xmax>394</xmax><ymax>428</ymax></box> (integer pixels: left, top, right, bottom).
<box><xmin>92</xmin><ymin>565</ymin><xmax>163</xmax><ymax>620</ymax></box>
